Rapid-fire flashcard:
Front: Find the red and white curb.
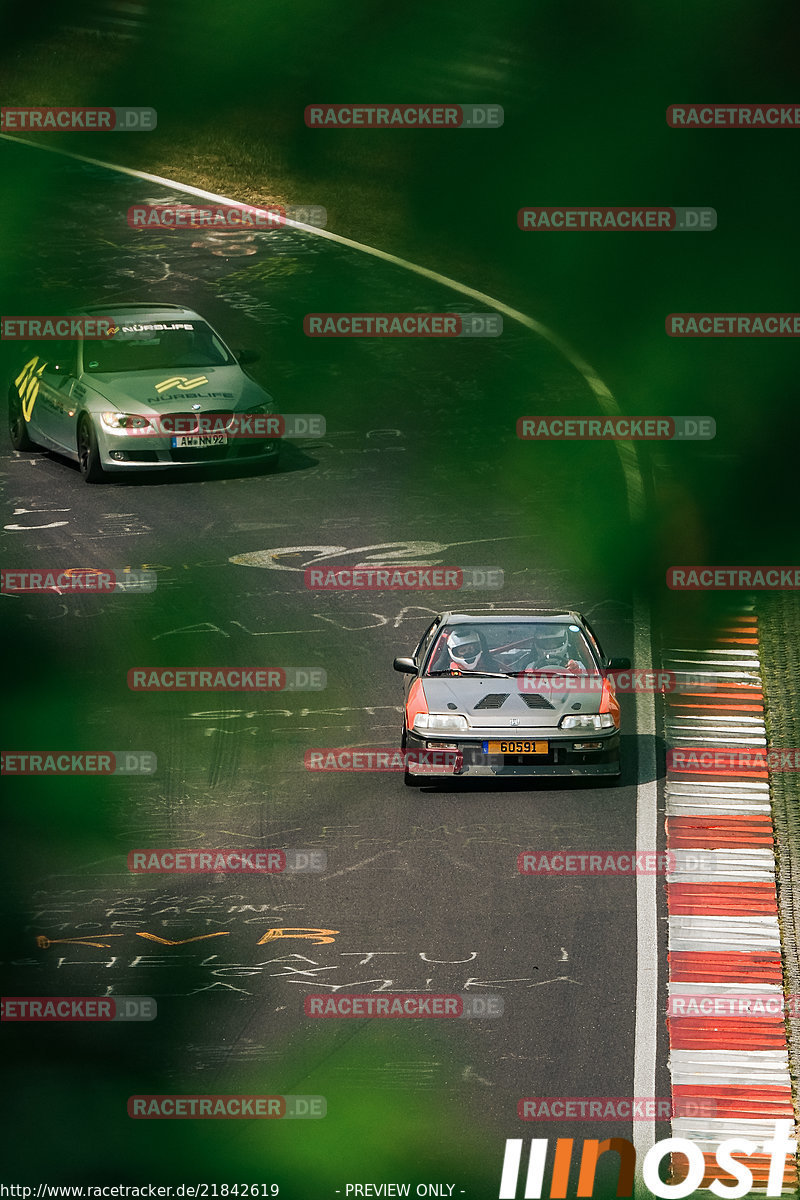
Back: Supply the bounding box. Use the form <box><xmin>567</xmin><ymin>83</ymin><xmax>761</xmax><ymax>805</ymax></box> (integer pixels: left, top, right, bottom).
<box><xmin>663</xmin><ymin>608</ymin><xmax>797</xmax><ymax>1191</ymax></box>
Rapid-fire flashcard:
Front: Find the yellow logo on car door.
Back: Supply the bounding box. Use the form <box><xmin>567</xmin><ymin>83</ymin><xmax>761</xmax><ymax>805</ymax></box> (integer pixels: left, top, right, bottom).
<box><xmin>15</xmin><ymin>357</ymin><xmax>46</xmax><ymax>421</ymax></box>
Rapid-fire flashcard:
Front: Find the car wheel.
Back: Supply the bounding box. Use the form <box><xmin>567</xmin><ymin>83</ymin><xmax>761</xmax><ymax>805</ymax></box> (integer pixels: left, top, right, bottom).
<box><xmin>8</xmin><ymin>387</ymin><xmax>36</xmax><ymax>451</ymax></box>
<box><xmin>77</xmin><ymin>417</ymin><xmax>106</xmax><ymax>483</ymax></box>
<box><xmin>401</xmin><ymin>727</ymin><xmax>423</xmax><ymax>787</ymax></box>
<box><xmin>404</xmin><ymin>764</ymin><xmax>423</xmax><ymax>787</ymax></box>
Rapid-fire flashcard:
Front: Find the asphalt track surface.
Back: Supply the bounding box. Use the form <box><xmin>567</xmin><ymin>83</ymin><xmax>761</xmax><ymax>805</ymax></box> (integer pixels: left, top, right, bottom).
<box><xmin>0</xmin><ymin>140</ymin><xmax>670</xmax><ymax>1195</ymax></box>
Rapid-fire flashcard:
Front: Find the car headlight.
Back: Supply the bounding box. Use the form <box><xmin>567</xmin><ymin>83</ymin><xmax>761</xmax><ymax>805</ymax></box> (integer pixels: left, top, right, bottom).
<box><xmin>100</xmin><ymin>412</ymin><xmax>152</xmax><ymax>430</ymax></box>
<box><xmin>413</xmin><ymin>713</ymin><xmax>468</xmax><ymax>733</ymax></box>
<box><xmin>559</xmin><ymin>713</ymin><xmax>616</xmax><ymax>730</ymax></box>
<box><xmin>246</xmin><ymin>403</ymin><xmax>274</xmax><ymax>414</ymax></box>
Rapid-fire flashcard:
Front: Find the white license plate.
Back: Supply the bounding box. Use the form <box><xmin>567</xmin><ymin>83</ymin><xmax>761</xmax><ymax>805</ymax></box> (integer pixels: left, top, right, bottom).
<box><xmin>170</xmin><ymin>434</ymin><xmax>227</xmax><ymax>448</ymax></box>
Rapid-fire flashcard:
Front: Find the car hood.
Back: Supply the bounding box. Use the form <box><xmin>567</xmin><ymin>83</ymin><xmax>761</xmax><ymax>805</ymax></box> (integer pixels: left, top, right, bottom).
<box><xmin>80</xmin><ymin>366</ymin><xmax>272</xmax><ymax>413</ymax></box>
<box><xmin>421</xmin><ymin>675</ymin><xmax>603</xmax><ymax>729</ymax></box>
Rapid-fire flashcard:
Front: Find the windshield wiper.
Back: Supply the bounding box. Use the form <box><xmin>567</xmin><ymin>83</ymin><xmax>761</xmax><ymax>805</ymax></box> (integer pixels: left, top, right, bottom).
<box><xmin>504</xmin><ymin>668</ymin><xmax>595</xmax><ymax>676</ymax></box>
<box><xmin>427</xmin><ymin>670</ymin><xmax>510</xmax><ymax>679</ymax></box>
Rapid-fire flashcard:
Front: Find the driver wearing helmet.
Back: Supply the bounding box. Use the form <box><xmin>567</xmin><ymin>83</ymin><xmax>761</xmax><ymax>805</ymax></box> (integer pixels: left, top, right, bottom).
<box><xmin>445</xmin><ymin>627</ymin><xmax>502</xmax><ymax>674</ymax></box>
<box><xmin>531</xmin><ymin>625</ymin><xmax>587</xmax><ymax>673</ymax></box>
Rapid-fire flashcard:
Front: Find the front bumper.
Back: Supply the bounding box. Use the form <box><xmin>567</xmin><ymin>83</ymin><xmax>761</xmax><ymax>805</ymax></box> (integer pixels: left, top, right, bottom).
<box><xmin>404</xmin><ymin>729</ymin><xmax>621</xmax><ymax>778</ymax></box>
<box><xmin>96</xmin><ymin>425</ymin><xmax>280</xmax><ymax>471</ymax></box>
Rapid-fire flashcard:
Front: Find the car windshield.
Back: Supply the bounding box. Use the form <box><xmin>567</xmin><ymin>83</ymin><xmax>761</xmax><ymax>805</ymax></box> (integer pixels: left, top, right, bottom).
<box><xmin>81</xmin><ymin>321</ymin><xmax>234</xmax><ymax>373</ymax></box>
<box><xmin>424</xmin><ymin>621</ymin><xmax>600</xmax><ymax>676</ymax></box>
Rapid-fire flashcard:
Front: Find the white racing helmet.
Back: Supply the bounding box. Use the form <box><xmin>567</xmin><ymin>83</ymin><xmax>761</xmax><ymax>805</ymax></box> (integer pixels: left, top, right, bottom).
<box><xmin>535</xmin><ymin>625</ymin><xmax>571</xmax><ymax>664</ymax></box>
<box><xmin>447</xmin><ymin>628</ymin><xmax>483</xmax><ymax>670</ymax></box>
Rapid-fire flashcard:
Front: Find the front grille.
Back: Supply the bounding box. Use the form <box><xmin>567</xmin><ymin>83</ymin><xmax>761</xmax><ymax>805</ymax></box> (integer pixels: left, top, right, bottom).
<box><xmin>474</xmin><ymin>693</ymin><xmax>509</xmax><ymax>710</ymax></box>
<box><xmin>169</xmin><ymin>446</ymin><xmax>229</xmax><ymax>462</ymax></box>
<box><xmin>164</xmin><ymin>409</ymin><xmax>236</xmax><ymax>430</ymax></box>
<box><xmin>520</xmin><ymin>693</ymin><xmax>555</xmax><ymax>710</ymax></box>
<box><xmin>501</xmin><ymin>750</ymin><xmax>555</xmax><ymax>763</ymax></box>
<box><xmin>165</xmin><ymin>411</ymin><xmax>236</xmax><ymax>462</ymax></box>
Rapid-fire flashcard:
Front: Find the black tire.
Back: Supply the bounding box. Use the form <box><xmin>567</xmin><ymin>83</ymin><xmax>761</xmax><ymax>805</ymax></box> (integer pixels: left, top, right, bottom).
<box><xmin>8</xmin><ymin>387</ymin><xmax>36</xmax><ymax>451</ymax></box>
<box><xmin>77</xmin><ymin>417</ymin><xmax>106</xmax><ymax>483</ymax></box>
<box><xmin>401</xmin><ymin>727</ymin><xmax>423</xmax><ymax>787</ymax></box>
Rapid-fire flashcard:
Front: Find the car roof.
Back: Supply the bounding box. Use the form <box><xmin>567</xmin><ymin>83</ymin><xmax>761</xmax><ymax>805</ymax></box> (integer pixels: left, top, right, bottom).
<box><xmin>436</xmin><ymin>611</ymin><xmax>584</xmax><ymax>624</ymax></box>
<box><xmin>71</xmin><ymin>303</ymin><xmax>203</xmax><ymax>323</ymax></box>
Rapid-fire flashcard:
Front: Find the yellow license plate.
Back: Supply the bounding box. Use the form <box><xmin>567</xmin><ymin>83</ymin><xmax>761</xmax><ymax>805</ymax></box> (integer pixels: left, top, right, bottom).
<box><xmin>485</xmin><ymin>740</ymin><xmax>549</xmax><ymax>755</ymax></box>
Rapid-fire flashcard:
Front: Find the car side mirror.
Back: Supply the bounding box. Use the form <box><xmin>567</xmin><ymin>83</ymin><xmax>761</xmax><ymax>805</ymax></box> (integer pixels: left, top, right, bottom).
<box><xmin>235</xmin><ymin>348</ymin><xmax>260</xmax><ymax>365</ymax></box>
<box><xmin>606</xmin><ymin>657</ymin><xmax>631</xmax><ymax>669</ymax></box>
<box><xmin>393</xmin><ymin>657</ymin><xmax>418</xmax><ymax>674</ymax></box>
